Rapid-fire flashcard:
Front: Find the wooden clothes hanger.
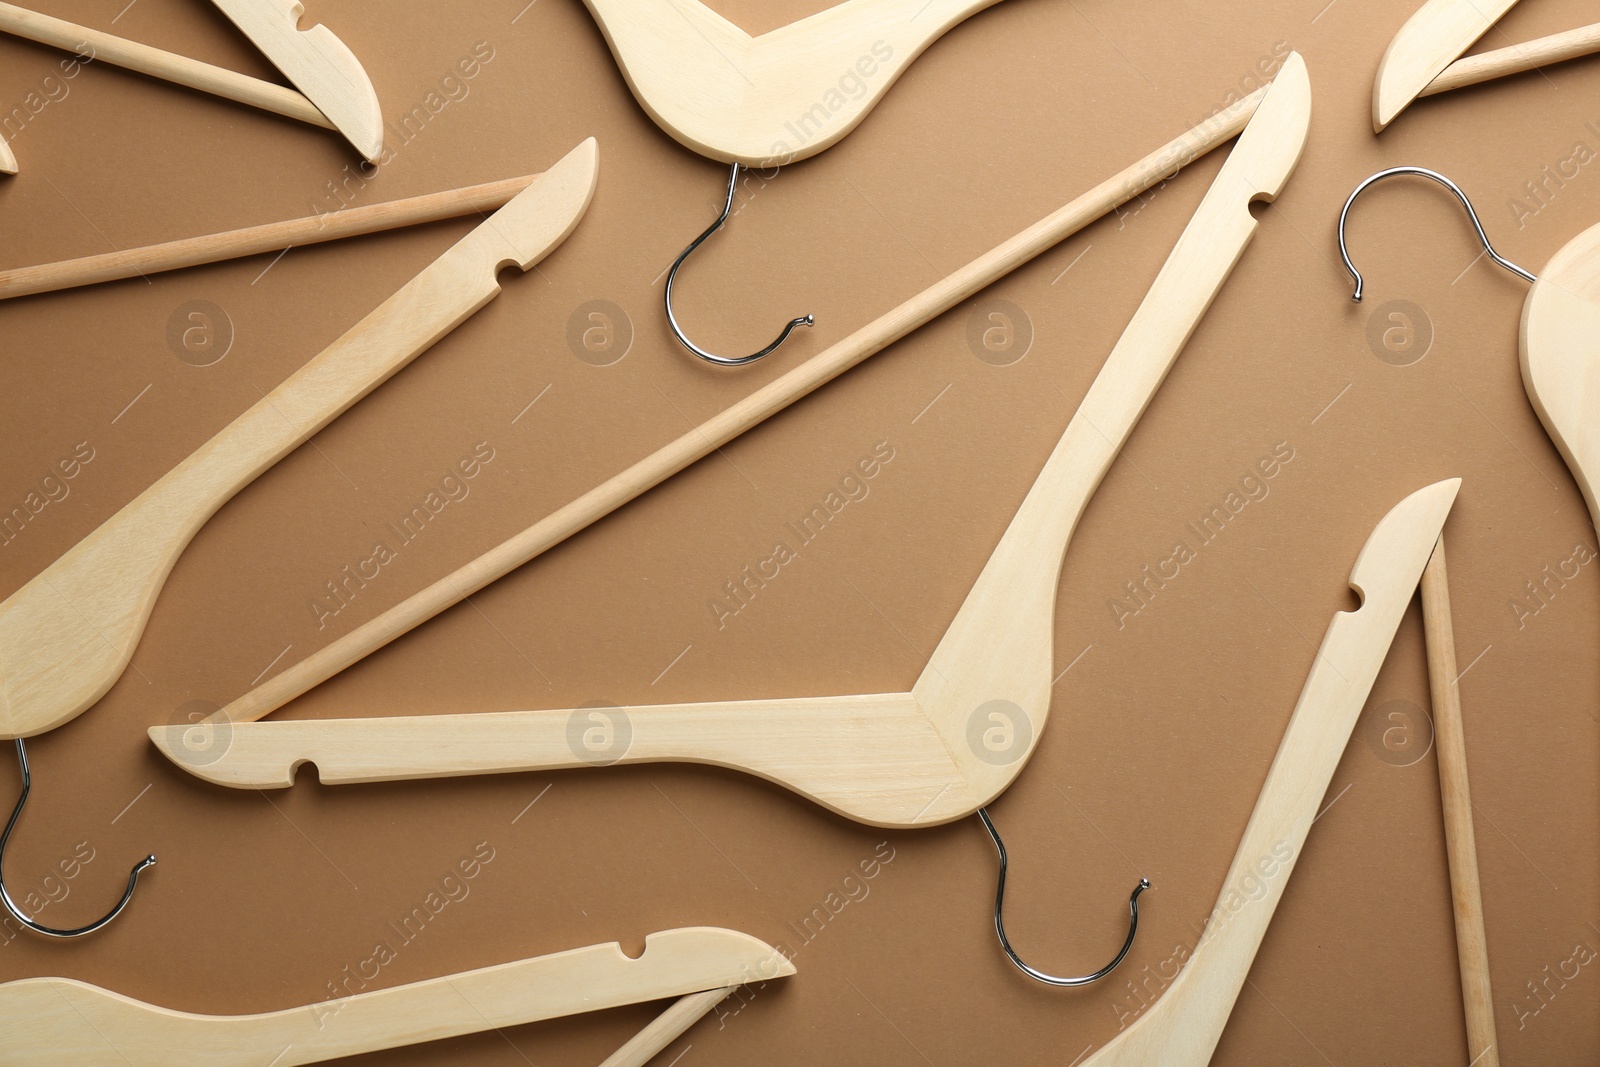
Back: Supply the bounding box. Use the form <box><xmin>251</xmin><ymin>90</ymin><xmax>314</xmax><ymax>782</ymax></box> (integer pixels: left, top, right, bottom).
<box><xmin>579</xmin><ymin>0</ymin><xmax>1010</xmax><ymax>364</ymax></box>
<box><xmin>134</xmin><ymin>69</ymin><xmax>1296</xmax><ymax>764</ymax></box>
<box><xmin>1373</xmin><ymin>0</ymin><xmax>1600</xmax><ymax>130</ymax></box>
<box><xmin>1077</xmin><ymin>479</ymin><xmax>1461</xmax><ymax>1065</ymax></box>
<box><xmin>0</xmin><ymin>0</ymin><xmax>382</xmax><ymax>165</ymax></box>
<box><xmin>0</xmin><ymin>140</ymin><xmax>595</xmax><ymax>939</ymax></box>
<box><xmin>1</xmin><ymin>926</ymin><xmax>794</xmax><ymax>1066</ymax></box>
<box><xmin>149</xmin><ymin>59</ymin><xmax>1314</xmax><ymax>829</ymax></box>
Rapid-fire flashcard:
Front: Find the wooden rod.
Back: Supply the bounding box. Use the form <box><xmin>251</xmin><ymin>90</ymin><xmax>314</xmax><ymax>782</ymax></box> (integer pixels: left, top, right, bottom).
<box><xmin>598</xmin><ymin>987</ymin><xmax>734</xmax><ymax>1067</ymax></box>
<box><xmin>1419</xmin><ymin>534</ymin><xmax>1500</xmax><ymax>1067</ymax></box>
<box><xmin>1423</xmin><ymin>21</ymin><xmax>1600</xmax><ymax>97</ymax></box>
<box><xmin>0</xmin><ymin>173</ymin><xmax>541</xmax><ymax>300</ymax></box>
<box><xmin>208</xmin><ymin>84</ymin><xmax>1269</xmax><ymax>727</ymax></box>
<box><xmin>0</xmin><ymin>1</ymin><xmax>331</xmax><ymax>128</ymax></box>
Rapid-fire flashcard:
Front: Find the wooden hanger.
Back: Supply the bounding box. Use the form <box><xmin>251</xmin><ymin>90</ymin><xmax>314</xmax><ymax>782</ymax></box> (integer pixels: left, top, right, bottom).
<box><xmin>1</xmin><ymin>926</ymin><xmax>793</xmax><ymax>1066</ymax></box>
<box><xmin>150</xmin><ymin>59</ymin><xmax>1313</xmax><ymax>826</ymax></box>
<box><xmin>0</xmin><ymin>132</ymin><xmax>15</xmax><ymax>175</ymax></box>
<box><xmin>1373</xmin><ymin>0</ymin><xmax>1600</xmax><ymax>130</ymax></box>
<box><xmin>0</xmin><ymin>0</ymin><xmax>381</xmax><ymax>163</ymax></box>
<box><xmin>1076</xmin><ymin>479</ymin><xmax>1461</xmax><ymax>1065</ymax></box>
<box><xmin>0</xmin><ymin>173</ymin><xmax>544</xmax><ymax>300</ymax></box>
<box><xmin>143</xmin><ymin>58</ymin><xmax>1301</xmax><ymax>794</ymax></box>
<box><xmin>582</xmin><ymin>0</ymin><xmax>1006</xmax><ymax>167</ymax></box>
<box><xmin>0</xmin><ymin>138</ymin><xmax>598</xmax><ymax>742</ymax></box>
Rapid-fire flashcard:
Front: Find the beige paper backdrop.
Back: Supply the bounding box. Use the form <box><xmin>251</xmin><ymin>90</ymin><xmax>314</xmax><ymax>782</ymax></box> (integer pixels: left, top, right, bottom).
<box><xmin>2</xmin><ymin>0</ymin><xmax>1597</xmax><ymax>1062</ymax></box>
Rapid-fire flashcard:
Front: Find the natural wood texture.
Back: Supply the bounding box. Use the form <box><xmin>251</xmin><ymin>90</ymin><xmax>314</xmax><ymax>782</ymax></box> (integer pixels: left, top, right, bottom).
<box><xmin>598</xmin><ymin>987</ymin><xmax>735</xmax><ymax>1067</ymax></box>
<box><xmin>0</xmin><ymin>1</ymin><xmax>331</xmax><ymax>132</ymax></box>
<box><xmin>1422</xmin><ymin>20</ymin><xmax>1600</xmax><ymax>97</ymax></box>
<box><xmin>1080</xmin><ymin>479</ymin><xmax>1462</xmax><ymax>1066</ymax></box>
<box><xmin>0</xmin><ymin>140</ymin><xmax>598</xmax><ymax>741</ymax></box>
<box><xmin>0</xmin><ymin>174</ymin><xmax>540</xmax><ymax>301</ymax></box>
<box><xmin>151</xmin><ymin>59</ymin><xmax>1312</xmax><ymax>827</ymax></box>
<box><xmin>1420</xmin><ymin>535</ymin><xmax>1500</xmax><ymax>1067</ymax></box>
<box><xmin>209</xmin><ymin>0</ymin><xmax>383</xmax><ymax>162</ymax></box>
<box><xmin>1372</xmin><ymin>0</ymin><xmax>1517</xmax><ymax>130</ymax></box>
<box><xmin>1521</xmin><ymin>220</ymin><xmax>1600</xmax><ymax>537</ymax></box>
<box><xmin>581</xmin><ymin>0</ymin><xmax>1007</xmax><ymax>166</ymax></box>
<box><xmin>0</xmin><ymin>927</ymin><xmax>791</xmax><ymax>1066</ymax></box>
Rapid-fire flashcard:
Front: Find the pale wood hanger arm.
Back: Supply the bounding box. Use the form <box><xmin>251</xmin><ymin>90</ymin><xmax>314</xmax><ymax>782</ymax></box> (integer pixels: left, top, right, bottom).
<box><xmin>1079</xmin><ymin>480</ymin><xmax>1461</xmax><ymax>1065</ymax></box>
<box><xmin>0</xmin><ymin>140</ymin><xmax>598</xmax><ymax>741</ymax></box>
<box><xmin>1</xmin><ymin>927</ymin><xmax>792</xmax><ymax>1066</ymax></box>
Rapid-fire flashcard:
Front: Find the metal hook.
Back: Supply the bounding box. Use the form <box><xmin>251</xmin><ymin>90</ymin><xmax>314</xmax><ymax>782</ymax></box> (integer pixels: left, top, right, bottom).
<box><xmin>0</xmin><ymin>739</ymin><xmax>155</xmax><ymax>938</ymax></box>
<box><xmin>1338</xmin><ymin>166</ymin><xmax>1536</xmax><ymax>302</ymax></box>
<box><xmin>977</xmin><ymin>807</ymin><xmax>1149</xmax><ymax>987</ymax></box>
<box><xmin>663</xmin><ymin>163</ymin><xmax>814</xmax><ymax>367</ymax></box>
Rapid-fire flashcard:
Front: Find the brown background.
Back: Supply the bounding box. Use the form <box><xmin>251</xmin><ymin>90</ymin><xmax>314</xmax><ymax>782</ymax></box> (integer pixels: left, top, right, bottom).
<box><xmin>2</xmin><ymin>0</ymin><xmax>1598</xmax><ymax>1063</ymax></box>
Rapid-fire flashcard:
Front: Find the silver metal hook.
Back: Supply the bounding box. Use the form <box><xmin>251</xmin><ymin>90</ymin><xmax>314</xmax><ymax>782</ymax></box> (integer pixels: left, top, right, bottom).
<box><xmin>977</xmin><ymin>807</ymin><xmax>1149</xmax><ymax>987</ymax></box>
<box><xmin>1338</xmin><ymin>166</ymin><xmax>1536</xmax><ymax>302</ymax></box>
<box><xmin>663</xmin><ymin>163</ymin><xmax>814</xmax><ymax>367</ymax></box>
<box><xmin>0</xmin><ymin>739</ymin><xmax>155</xmax><ymax>938</ymax></box>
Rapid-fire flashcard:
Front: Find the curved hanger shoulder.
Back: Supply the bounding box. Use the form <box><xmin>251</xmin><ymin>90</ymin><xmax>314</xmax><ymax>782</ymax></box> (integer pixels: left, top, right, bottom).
<box><xmin>1372</xmin><ymin>0</ymin><xmax>1518</xmax><ymax>131</ymax></box>
<box><xmin>1079</xmin><ymin>481</ymin><xmax>1460</xmax><ymax>1066</ymax></box>
<box><xmin>0</xmin><ymin>133</ymin><xmax>14</xmax><ymax>175</ymax></box>
<box><xmin>582</xmin><ymin>0</ymin><xmax>1006</xmax><ymax>166</ymax></box>
<box><xmin>209</xmin><ymin>0</ymin><xmax>384</xmax><ymax>161</ymax></box>
<box><xmin>0</xmin><ymin>140</ymin><xmax>597</xmax><ymax>741</ymax></box>
<box><xmin>1521</xmin><ymin>221</ymin><xmax>1600</xmax><ymax>534</ymax></box>
<box><xmin>1</xmin><ymin>928</ymin><xmax>792</xmax><ymax>1066</ymax></box>
<box><xmin>914</xmin><ymin>51</ymin><xmax>1311</xmax><ymax>810</ymax></box>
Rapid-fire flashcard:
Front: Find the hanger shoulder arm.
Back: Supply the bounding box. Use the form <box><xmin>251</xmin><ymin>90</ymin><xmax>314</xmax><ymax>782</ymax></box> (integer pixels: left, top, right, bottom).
<box><xmin>582</xmin><ymin>0</ymin><xmax>1008</xmax><ymax>165</ymax></box>
<box><xmin>150</xmin><ymin>691</ymin><xmax>979</xmax><ymax>826</ymax></box>
<box><xmin>208</xmin><ymin>0</ymin><xmax>383</xmax><ymax>161</ymax></box>
<box><xmin>0</xmin><ymin>140</ymin><xmax>595</xmax><ymax>741</ymax></box>
<box><xmin>1521</xmin><ymin>226</ymin><xmax>1600</xmax><ymax>535</ymax></box>
<box><xmin>1373</xmin><ymin>0</ymin><xmax>1520</xmax><ymax>130</ymax></box>
<box><xmin>1080</xmin><ymin>480</ymin><xmax>1460</xmax><ymax>1066</ymax></box>
<box><xmin>2</xmin><ymin>929</ymin><xmax>790</xmax><ymax>1066</ymax></box>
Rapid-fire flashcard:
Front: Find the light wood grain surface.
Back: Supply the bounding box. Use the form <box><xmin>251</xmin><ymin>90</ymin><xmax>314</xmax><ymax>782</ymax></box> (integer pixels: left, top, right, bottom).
<box><xmin>0</xmin><ymin>140</ymin><xmax>596</xmax><ymax>740</ymax></box>
<box><xmin>1</xmin><ymin>928</ymin><xmax>791</xmax><ymax>1066</ymax></box>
